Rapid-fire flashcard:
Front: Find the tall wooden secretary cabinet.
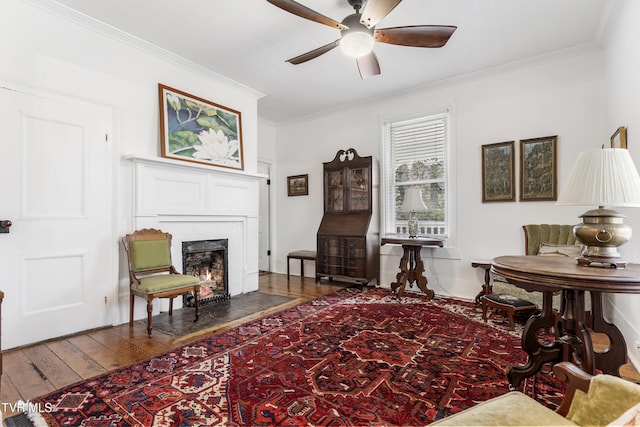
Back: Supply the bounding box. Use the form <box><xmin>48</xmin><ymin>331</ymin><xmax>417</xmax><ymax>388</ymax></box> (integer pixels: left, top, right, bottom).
<box><xmin>316</xmin><ymin>148</ymin><xmax>379</xmax><ymax>285</ymax></box>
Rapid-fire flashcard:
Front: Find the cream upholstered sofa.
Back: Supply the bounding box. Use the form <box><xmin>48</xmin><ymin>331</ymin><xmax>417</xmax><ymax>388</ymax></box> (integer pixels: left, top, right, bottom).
<box><xmin>429</xmin><ymin>362</ymin><xmax>640</xmax><ymax>426</ymax></box>
<box><xmin>491</xmin><ymin>224</ymin><xmax>585</xmax><ymax>309</ymax></box>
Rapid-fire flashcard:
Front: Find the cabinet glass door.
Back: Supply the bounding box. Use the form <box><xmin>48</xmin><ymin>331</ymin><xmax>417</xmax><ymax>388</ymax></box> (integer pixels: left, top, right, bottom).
<box><xmin>325</xmin><ymin>170</ymin><xmax>344</xmax><ymax>212</ymax></box>
<box><xmin>348</xmin><ymin>166</ymin><xmax>369</xmax><ymax>211</ymax></box>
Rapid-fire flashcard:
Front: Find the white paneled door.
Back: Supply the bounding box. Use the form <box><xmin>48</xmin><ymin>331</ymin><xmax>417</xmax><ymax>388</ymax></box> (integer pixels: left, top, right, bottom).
<box><xmin>0</xmin><ymin>85</ymin><xmax>114</xmax><ymax>349</ymax></box>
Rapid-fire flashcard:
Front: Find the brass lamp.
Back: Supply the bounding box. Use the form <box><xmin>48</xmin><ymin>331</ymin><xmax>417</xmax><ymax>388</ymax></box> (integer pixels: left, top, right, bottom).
<box><xmin>401</xmin><ymin>187</ymin><xmax>428</xmax><ymax>238</ymax></box>
<box><xmin>556</xmin><ymin>147</ymin><xmax>640</xmax><ymax>268</ymax></box>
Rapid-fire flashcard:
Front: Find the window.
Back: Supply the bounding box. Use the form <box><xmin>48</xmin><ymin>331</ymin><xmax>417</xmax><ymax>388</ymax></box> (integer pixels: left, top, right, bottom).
<box><xmin>382</xmin><ymin>111</ymin><xmax>451</xmax><ymax>240</ymax></box>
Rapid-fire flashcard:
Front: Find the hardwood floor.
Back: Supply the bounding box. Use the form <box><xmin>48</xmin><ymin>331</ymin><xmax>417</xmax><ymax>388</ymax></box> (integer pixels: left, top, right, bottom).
<box><xmin>1</xmin><ymin>273</ymin><xmax>638</xmax><ymax>419</ymax></box>
<box><xmin>0</xmin><ymin>273</ymin><xmax>350</xmax><ymax>418</ymax></box>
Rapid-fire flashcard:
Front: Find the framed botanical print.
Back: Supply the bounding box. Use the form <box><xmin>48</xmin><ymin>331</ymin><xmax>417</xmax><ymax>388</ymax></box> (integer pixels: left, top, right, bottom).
<box><xmin>520</xmin><ymin>136</ymin><xmax>558</xmax><ymax>201</ymax></box>
<box><xmin>158</xmin><ymin>84</ymin><xmax>244</xmax><ymax>170</ymax></box>
<box><xmin>482</xmin><ymin>141</ymin><xmax>515</xmax><ymax>202</ymax></box>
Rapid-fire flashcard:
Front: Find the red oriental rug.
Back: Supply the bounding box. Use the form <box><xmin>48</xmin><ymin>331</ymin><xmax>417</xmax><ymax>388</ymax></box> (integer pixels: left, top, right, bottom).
<box><xmin>34</xmin><ymin>288</ymin><xmax>562</xmax><ymax>426</ymax></box>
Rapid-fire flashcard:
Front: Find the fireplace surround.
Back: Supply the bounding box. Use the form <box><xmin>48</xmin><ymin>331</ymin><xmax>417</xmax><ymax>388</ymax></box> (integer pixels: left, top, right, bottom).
<box><xmin>126</xmin><ymin>154</ymin><xmax>261</xmax><ymax>323</ymax></box>
<box><xmin>182</xmin><ymin>239</ymin><xmax>230</xmax><ymax>307</ymax></box>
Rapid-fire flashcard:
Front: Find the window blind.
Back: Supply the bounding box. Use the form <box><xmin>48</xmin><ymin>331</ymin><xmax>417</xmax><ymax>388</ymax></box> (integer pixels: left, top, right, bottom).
<box><xmin>382</xmin><ymin>112</ymin><xmax>449</xmax><ymax>237</ymax></box>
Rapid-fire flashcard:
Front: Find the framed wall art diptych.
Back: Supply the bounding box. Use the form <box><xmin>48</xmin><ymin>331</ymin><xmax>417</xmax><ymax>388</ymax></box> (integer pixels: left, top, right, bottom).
<box><xmin>481</xmin><ymin>141</ymin><xmax>515</xmax><ymax>202</ymax></box>
<box><xmin>287</xmin><ymin>174</ymin><xmax>309</xmax><ymax>196</ymax></box>
<box><xmin>519</xmin><ymin>136</ymin><xmax>557</xmax><ymax>201</ymax></box>
<box><xmin>158</xmin><ymin>84</ymin><xmax>244</xmax><ymax>170</ymax></box>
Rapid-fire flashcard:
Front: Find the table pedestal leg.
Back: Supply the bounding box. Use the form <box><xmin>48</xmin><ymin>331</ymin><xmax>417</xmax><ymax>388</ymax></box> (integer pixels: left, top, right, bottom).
<box><xmin>390</xmin><ymin>245</ymin><xmax>434</xmax><ymax>299</ymax></box>
<box><xmin>507</xmin><ymin>289</ymin><xmax>626</xmax><ymax>388</ymax></box>
<box><xmin>589</xmin><ymin>292</ymin><xmax>627</xmax><ymax>375</ymax></box>
<box><xmin>507</xmin><ymin>291</ymin><xmax>560</xmax><ymax>388</ymax></box>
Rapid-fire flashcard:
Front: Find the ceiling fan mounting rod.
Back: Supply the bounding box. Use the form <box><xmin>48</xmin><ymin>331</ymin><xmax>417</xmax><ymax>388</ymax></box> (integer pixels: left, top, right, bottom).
<box><xmin>347</xmin><ymin>0</ymin><xmax>364</xmax><ymax>13</ymax></box>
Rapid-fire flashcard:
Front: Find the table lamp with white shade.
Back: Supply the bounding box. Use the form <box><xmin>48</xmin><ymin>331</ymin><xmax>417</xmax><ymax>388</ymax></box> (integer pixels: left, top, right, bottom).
<box><xmin>401</xmin><ymin>187</ymin><xmax>428</xmax><ymax>238</ymax></box>
<box><xmin>556</xmin><ymin>147</ymin><xmax>640</xmax><ymax>268</ymax></box>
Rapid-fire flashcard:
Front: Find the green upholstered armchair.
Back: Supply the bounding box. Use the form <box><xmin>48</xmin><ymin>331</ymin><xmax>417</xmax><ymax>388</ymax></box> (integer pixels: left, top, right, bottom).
<box><xmin>523</xmin><ymin>224</ymin><xmax>578</xmax><ymax>256</ymax></box>
<box><xmin>122</xmin><ymin>228</ymin><xmax>200</xmax><ymax>337</ymax></box>
<box><xmin>430</xmin><ymin>362</ymin><xmax>640</xmax><ymax>425</ymax></box>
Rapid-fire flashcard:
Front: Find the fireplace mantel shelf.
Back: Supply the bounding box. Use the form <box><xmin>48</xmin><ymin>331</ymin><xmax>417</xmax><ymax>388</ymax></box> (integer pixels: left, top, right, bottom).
<box><xmin>124</xmin><ymin>154</ymin><xmax>266</xmax><ymax>180</ymax></box>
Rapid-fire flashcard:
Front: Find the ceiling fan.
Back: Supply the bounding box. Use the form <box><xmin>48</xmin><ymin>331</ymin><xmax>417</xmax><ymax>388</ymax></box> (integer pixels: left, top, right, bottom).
<box><xmin>266</xmin><ymin>0</ymin><xmax>457</xmax><ymax>79</ymax></box>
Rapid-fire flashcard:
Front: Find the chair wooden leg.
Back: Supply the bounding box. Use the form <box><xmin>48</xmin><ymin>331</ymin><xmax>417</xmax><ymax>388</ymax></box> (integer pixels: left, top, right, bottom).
<box><xmin>481</xmin><ymin>299</ymin><xmax>488</xmax><ymax>322</ymax></box>
<box><xmin>506</xmin><ymin>307</ymin><xmax>515</xmax><ymax>331</ymax></box>
<box><xmin>194</xmin><ymin>288</ymin><xmax>200</xmax><ymax>322</ymax></box>
<box><xmin>129</xmin><ymin>293</ymin><xmax>134</xmax><ymax>327</ymax></box>
<box><xmin>169</xmin><ymin>298</ymin><xmax>173</xmax><ymax>316</ymax></box>
<box><xmin>146</xmin><ymin>298</ymin><xmax>153</xmax><ymax>338</ymax></box>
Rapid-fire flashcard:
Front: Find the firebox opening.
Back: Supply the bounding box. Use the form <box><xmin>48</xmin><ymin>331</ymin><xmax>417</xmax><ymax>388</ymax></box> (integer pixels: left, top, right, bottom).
<box><xmin>182</xmin><ymin>239</ymin><xmax>230</xmax><ymax>307</ymax></box>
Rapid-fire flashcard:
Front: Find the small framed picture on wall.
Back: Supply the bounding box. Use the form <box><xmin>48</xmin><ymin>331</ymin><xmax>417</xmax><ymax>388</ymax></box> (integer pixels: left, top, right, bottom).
<box><xmin>481</xmin><ymin>141</ymin><xmax>515</xmax><ymax>202</ymax></box>
<box><xmin>287</xmin><ymin>174</ymin><xmax>308</xmax><ymax>196</ymax></box>
<box><xmin>520</xmin><ymin>136</ymin><xmax>558</xmax><ymax>201</ymax></box>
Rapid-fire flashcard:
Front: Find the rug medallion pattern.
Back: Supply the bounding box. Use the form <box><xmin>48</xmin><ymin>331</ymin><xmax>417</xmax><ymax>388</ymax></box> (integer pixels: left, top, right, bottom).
<box><xmin>36</xmin><ymin>288</ymin><xmax>562</xmax><ymax>426</ymax></box>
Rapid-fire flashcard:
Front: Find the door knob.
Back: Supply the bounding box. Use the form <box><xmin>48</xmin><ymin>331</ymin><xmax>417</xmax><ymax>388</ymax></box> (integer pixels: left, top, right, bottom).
<box><xmin>0</xmin><ymin>220</ymin><xmax>12</xmax><ymax>233</ymax></box>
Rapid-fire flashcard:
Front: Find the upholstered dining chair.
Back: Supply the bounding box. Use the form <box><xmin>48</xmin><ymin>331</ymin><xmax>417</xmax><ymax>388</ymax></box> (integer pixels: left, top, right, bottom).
<box><xmin>122</xmin><ymin>228</ymin><xmax>200</xmax><ymax>337</ymax></box>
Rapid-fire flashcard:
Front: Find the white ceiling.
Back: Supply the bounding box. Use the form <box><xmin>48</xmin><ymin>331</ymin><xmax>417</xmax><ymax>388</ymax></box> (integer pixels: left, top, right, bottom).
<box><xmin>49</xmin><ymin>0</ymin><xmax>615</xmax><ymax>123</ymax></box>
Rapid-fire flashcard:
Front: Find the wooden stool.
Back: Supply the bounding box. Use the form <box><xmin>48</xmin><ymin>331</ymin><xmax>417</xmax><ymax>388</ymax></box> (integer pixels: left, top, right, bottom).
<box><xmin>287</xmin><ymin>250</ymin><xmax>316</xmax><ymax>280</ymax></box>
<box><xmin>481</xmin><ymin>293</ymin><xmax>537</xmax><ymax>331</ymax></box>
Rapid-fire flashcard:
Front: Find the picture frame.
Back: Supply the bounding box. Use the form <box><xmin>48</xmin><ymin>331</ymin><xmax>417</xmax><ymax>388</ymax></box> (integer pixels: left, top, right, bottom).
<box><xmin>287</xmin><ymin>174</ymin><xmax>308</xmax><ymax>196</ymax></box>
<box><xmin>520</xmin><ymin>136</ymin><xmax>558</xmax><ymax>201</ymax></box>
<box><xmin>610</xmin><ymin>126</ymin><xmax>627</xmax><ymax>149</ymax></box>
<box><xmin>481</xmin><ymin>141</ymin><xmax>515</xmax><ymax>202</ymax></box>
<box><xmin>158</xmin><ymin>84</ymin><xmax>244</xmax><ymax>170</ymax></box>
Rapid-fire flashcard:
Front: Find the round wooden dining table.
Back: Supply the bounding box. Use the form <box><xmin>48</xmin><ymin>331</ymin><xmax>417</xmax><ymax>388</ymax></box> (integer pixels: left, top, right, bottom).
<box><xmin>491</xmin><ymin>255</ymin><xmax>640</xmax><ymax>388</ymax></box>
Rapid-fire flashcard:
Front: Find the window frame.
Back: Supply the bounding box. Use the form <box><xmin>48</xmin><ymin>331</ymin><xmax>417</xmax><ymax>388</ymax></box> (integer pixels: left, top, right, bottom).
<box><xmin>380</xmin><ymin>107</ymin><xmax>457</xmax><ymax>250</ymax></box>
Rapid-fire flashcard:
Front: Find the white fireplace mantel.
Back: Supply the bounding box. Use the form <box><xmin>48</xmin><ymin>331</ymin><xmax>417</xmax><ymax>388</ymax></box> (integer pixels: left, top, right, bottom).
<box><xmin>124</xmin><ymin>154</ymin><xmax>265</xmax><ymax>217</ymax></box>
<box><xmin>124</xmin><ymin>154</ymin><xmax>262</xmax><ymax>302</ymax></box>
<box><xmin>124</xmin><ymin>154</ymin><xmax>266</xmax><ymax>180</ymax></box>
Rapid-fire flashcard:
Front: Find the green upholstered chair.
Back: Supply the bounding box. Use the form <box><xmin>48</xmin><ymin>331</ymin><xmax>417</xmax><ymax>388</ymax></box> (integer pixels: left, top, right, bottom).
<box><xmin>430</xmin><ymin>362</ymin><xmax>640</xmax><ymax>425</ymax></box>
<box><xmin>523</xmin><ymin>224</ymin><xmax>578</xmax><ymax>256</ymax></box>
<box><xmin>482</xmin><ymin>224</ymin><xmax>587</xmax><ymax>329</ymax></box>
<box><xmin>122</xmin><ymin>228</ymin><xmax>200</xmax><ymax>337</ymax></box>
<box><xmin>490</xmin><ymin>224</ymin><xmax>583</xmax><ymax>308</ymax></box>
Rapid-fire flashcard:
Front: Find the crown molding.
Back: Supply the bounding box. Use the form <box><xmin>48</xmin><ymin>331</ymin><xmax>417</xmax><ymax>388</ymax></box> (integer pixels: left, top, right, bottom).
<box><xmin>277</xmin><ymin>41</ymin><xmax>604</xmax><ymax>125</ymax></box>
<box><xmin>594</xmin><ymin>0</ymin><xmax>623</xmax><ymax>45</ymax></box>
<box><xmin>21</xmin><ymin>0</ymin><xmax>265</xmax><ymax>100</ymax></box>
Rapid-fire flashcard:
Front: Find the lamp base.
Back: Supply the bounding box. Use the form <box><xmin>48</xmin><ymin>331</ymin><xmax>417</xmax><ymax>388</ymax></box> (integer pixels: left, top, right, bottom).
<box><xmin>576</xmin><ymin>255</ymin><xmax>627</xmax><ymax>269</ymax></box>
<box><xmin>573</xmin><ymin>207</ymin><xmax>631</xmax><ymax>269</ymax></box>
<box><xmin>407</xmin><ymin>211</ymin><xmax>419</xmax><ymax>238</ymax></box>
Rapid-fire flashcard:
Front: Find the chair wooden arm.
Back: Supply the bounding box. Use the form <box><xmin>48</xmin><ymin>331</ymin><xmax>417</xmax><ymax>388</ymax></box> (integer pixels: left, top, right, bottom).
<box><xmin>553</xmin><ymin>362</ymin><xmax>594</xmax><ymax>416</ymax></box>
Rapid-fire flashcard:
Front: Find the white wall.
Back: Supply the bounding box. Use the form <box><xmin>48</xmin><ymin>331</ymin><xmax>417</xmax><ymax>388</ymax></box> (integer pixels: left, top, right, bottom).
<box><xmin>273</xmin><ymin>50</ymin><xmax>606</xmax><ymax>297</ymax></box>
<box><xmin>258</xmin><ymin>117</ymin><xmax>278</xmax><ymax>164</ymax></box>
<box><xmin>604</xmin><ymin>0</ymin><xmax>640</xmax><ymax>369</ymax></box>
<box><xmin>1</xmin><ymin>0</ymin><xmax>262</xmax><ymax>326</ymax></box>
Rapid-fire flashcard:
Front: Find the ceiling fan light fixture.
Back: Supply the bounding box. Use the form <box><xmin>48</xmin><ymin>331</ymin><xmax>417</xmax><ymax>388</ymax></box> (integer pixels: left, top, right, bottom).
<box><xmin>269</xmin><ymin>0</ymin><xmax>457</xmax><ymax>77</ymax></box>
<box><xmin>340</xmin><ymin>31</ymin><xmax>375</xmax><ymax>57</ymax></box>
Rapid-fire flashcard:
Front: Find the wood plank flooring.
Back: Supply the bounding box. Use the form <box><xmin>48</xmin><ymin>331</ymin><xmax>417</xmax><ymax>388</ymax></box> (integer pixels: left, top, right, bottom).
<box><xmin>0</xmin><ymin>274</ymin><xmax>349</xmax><ymax>417</ymax></box>
<box><xmin>1</xmin><ymin>273</ymin><xmax>638</xmax><ymax>419</ymax></box>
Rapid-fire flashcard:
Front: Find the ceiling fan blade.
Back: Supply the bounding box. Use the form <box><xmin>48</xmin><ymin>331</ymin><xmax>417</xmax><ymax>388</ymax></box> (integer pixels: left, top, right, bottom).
<box><xmin>267</xmin><ymin>0</ymin><xmax>347</xmax><ymax>30</ymax></box>
<box><xmin>356</xmin><ymin>51</ymin><xmax>381</xmax><ymax>79</ymax></box>
<box><xmin>286</xmin><ymin>40</ymin><xmax>340</xmax><ymax>65</ymax></box>
<box><xmin>360</xmin><ymin>0</ymin><xmax>402</xmax><ymax>29</ymax></box>
<box><xmin>375</xmin><ymin>25</ymin><xmax>457</xmax><ymax>47</ymax></box>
